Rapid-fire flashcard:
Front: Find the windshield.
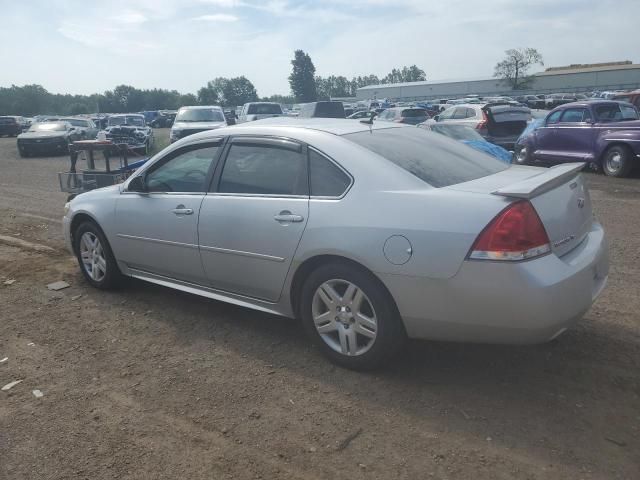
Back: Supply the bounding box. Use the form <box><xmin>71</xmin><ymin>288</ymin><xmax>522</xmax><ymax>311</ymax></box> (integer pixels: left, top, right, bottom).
<box><xmin>595</xmin><ymin>104</ymin><xmax>639</xmax><ymax>122</ymax></box>
<box><xmin>0</xmin><ymin>117</ymin><xmax>17</xmax><ymax>124</ymax></box>
<box><xmin>345</xmin><ymin>128</ymin><xmax>508</xmax><ymax>188</ymax></box>
<box><xmin>29</xmin><ymin>122</ymin><xmax>67</xmax><ymax>132</ymax></box>
<box><xmin>401</xmin><ymin>109</ymin><xmax>427</xmax><ymax>118</ymax></box>
<box><xmin>175</xmin><ymin>108</ymin><xmax>225</xmax><ymax>122</ymax></box>
<box><xmin>108</xmin><ymin>116</ymin><xmax>145</xmax><ymax>127</ymax></box>
<box><xmin>247</xmin><ymin>104</ymin><xmax>283</xmax><ymax>115</ymax></box>
<box><xmin>62</xmin><ymin>119</ymin><xmax>88</xmax><ymax>127</ymax></box>
<box><xmin>429</xmin><ymin>124</ymin><xmax>484</xmax><ymax>141</ymax></box>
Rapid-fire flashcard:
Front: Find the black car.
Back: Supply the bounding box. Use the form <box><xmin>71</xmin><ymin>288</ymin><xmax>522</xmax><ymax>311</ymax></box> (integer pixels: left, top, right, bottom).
<box><xmin>17</xmin><ymin>121</ymin><xmax>82</xmax><ymax>157</ymax></box>
<box><xmin>0</xmin><ymin>116</ymin><xmax>25</xmax><ymax>137</ymax></box>
<box><xmin>515</xmin><ymin>95</ymin><xmax>546</xmax><ymax>109</ymax></box>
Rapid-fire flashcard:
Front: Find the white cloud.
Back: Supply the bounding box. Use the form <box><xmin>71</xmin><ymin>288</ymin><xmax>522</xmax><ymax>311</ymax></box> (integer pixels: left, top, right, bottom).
<box><xmin>111</xmin><ymin>10</ymin><xmax>148</xmax><ymax>24</ymax></box>
<box><xmin>193</xmin><ymin>13</ymin><xmax>239</xmax><ymax>22</ymax></box>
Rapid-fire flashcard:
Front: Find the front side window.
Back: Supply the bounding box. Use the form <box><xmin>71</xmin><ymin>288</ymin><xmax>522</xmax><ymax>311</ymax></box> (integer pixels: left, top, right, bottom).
<box><xmin>452</xmin><ymin>108</ymin><xmax>468</xmax><ymax>119</ymax></box>
<box><xmin>560</xmin><ymin>108</ymin><xmax>590</xmax><ymax>123</ymax></box>
<box><xmin>218</xmin><ymin>142</ymin><xmax>306</xmax><ymax>195</ymax></box>
<box><xmin>146</xmin><ymin>144</ymin><xmax>219</xmax><ymax>193</ymax></box>
<box><xmin>438</xmin><ymin>108</ymin><xmax>455</xmax><ymax>120</ymax></box>
<box><xmin>309</xmin><ymin>149</ymin><xmax>351</xmax><ymax>197</ymax></box>
<box><xmin>546</xmin><ymin>110</ymin><xmax>563</xmax><ymax>125</ymax></box>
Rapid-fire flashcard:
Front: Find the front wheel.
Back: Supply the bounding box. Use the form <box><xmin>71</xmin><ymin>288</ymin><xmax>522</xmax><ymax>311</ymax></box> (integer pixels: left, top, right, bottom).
<box><xmin>513</xmin><ymin>145</ymin><xmax>531</xmax><ymax>165</ymax></box>
<box><xmin>300</xmin><ymin>263</ymin><xmax>405</xmax><ymax>370</ymax></box>
<box><xmin>73</xmin><ymin>222</ymin><xmax>122</xmax><ymax>289</ymax></box>
<box><xmin>602</xmin><ymin>145</ymin><xmax>633</xmax><ymax>178</ymax></box>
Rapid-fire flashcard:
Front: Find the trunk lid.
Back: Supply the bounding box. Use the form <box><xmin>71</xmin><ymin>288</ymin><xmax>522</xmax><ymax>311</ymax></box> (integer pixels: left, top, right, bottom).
<box><xmin>449</xmin><ymin>164</ymin><xmax>593</xmax><ymax>257</ymax></box>
<box><xmin>483</xmin><ymin>104</ymin><xmax>529</xmax><ymax>137</ymax></box>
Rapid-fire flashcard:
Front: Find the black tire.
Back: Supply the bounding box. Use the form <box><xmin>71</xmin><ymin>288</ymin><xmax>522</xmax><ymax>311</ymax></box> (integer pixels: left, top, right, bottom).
<box><xmin>300</xmin><ymin>262</ymin><xmax>406</xmax><ymax>370</ymax></box>
<box><xmin>513</xmin><ymin>144</ymin><xmax>531</xmax><ymax>165</ymax></box>
<box><xmin>602</xmin><ymin>145</ymin><xmax>634</xmax><ymax>178</ymax></box>
<box><xmin>18</xmin><ymin>148</ymin><xmax>28</xmax><ymax>158</ymax></box>
<box><xmin>73</xmin><ymin>221</ymin><xmax>122</xmax><ymax>290</ymax></box>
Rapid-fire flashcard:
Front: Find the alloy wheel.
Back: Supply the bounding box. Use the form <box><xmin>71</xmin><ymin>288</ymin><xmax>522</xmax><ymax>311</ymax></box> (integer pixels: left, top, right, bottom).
<box><xmin>79</xmin><ymin>231</ymin><xmax>107</xmax><ymax>282</ymax></box>
<box><xmin>311</xmin><ymin>279</ymin><xmax>378</xmax><ymax>356</ymax></box>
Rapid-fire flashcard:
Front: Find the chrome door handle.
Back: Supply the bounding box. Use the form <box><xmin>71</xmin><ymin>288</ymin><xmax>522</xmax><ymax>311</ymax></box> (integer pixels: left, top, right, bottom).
<box><xmin>274</xmin><ymin>212</ymin><xmax>304</xmax><ymax>223</ymax></box>
<box><xmin>172</xmin><ymin>205</ymin><xmax>194</xmax><ymax>215</ymax></box>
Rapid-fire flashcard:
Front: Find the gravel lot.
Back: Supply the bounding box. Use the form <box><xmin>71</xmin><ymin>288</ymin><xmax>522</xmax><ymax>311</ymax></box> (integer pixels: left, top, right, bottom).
<box><xmin>0</xmin><ymin>131</ymin><xmax>639</xmax><ymax>479</ymax></box>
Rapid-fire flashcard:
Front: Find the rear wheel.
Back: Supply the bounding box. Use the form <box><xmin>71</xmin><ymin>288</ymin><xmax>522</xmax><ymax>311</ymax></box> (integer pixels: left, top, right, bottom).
<box><xmin>300</xmin><ymin>263</ymin><xmax>405</xmax><ymax>370</ymax></box>
<box><xmin>73</xmin><ymin>221</ymin><xmax>122</xmax><ymax>289</ymax></box>
<box><xmin>602</xmin><ymin>145</ymin><xmax>633</xmax><ymax>178</ymax></box>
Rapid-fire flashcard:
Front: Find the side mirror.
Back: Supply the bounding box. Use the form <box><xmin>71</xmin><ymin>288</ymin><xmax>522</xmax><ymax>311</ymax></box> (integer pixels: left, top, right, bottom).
<box><xmin>127</xmin><ymin>175</ymin><xmax>147</xmax><ymax>193</ymax></box>
<box><xmin>433</xmin><ymin>115</ymin><xmax>440</xmax><ymax>122</ymax></box>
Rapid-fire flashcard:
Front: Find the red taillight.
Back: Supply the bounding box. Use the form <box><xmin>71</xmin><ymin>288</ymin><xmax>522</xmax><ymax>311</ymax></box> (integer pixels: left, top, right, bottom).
<box><xmin>469</xmin><ymin>201</ymin><xmax>551</xmax><ymax>261</ymax></box>
<box><xmin>476</xmin><ymin>110</ymin><xmax>488</xmax><ymax>131</ymax></box>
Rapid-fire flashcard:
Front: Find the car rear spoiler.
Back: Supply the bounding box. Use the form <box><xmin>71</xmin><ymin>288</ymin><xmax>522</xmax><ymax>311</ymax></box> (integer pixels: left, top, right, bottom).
<box><xmin>492</xmin><ymin>163</ymin><xmax>584</xmax><ymax>199</ymax></box>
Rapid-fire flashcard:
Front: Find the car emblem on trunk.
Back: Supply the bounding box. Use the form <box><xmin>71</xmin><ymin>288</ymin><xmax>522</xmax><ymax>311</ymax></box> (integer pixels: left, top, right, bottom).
<box><xmin>577</xmin><ymin>198</ymin><xmax>585</xmax><ymax>208</ymax></box>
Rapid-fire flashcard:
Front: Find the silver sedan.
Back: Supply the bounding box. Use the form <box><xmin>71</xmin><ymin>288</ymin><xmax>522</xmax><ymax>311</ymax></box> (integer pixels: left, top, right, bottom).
<box><xmin>63</xmin><ymin>118</ymin><xmax>608</xmax><ymax>370</ymax></box>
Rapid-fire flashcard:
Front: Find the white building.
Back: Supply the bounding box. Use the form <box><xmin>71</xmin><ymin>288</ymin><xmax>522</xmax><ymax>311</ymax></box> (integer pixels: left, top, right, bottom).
<box><xmin>355</xmin><ymin>62</ymin><xmax>640</xmax><ymax>101</ymax></box>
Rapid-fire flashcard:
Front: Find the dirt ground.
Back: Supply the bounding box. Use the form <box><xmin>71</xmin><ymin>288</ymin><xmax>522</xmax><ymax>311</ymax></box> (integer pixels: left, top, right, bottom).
<box><xmin>0</xmin><ymin>132</ymin><xmax>639</xmax><ymax>479</ymax></box>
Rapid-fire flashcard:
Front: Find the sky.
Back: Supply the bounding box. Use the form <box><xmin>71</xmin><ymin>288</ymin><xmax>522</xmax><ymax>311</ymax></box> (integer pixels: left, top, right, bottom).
<box><xmin>1</xmin><ymin>0</ymin><xmax>639</xmax><ymax>97</ymax></box>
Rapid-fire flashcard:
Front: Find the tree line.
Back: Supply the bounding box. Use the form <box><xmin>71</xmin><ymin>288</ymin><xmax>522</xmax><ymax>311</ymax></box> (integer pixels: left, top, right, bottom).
<box><xmin>0</xmin><ymin>49</ymin><xmax>430</xmax><ymax>116</ymax></box>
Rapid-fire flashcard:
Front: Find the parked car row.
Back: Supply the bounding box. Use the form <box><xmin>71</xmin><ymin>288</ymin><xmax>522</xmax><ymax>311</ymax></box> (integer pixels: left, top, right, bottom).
<box><xmin>14</xmin><ymin>114</ymin><xmax>155</xmax><ymax>157</ymax></box>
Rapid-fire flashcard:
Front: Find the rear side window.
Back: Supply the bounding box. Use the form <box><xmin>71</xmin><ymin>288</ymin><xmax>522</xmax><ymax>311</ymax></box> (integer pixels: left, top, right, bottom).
<box><xmin>309</xmin><ymin>149</ymin><xmax>351</xmax><ymax>197</ymax></box>
<box><xmin>345</xmin><ymin>128</ymin><xmax>508</xmax><ymax>188</ymax></box>
<box><xmin>218</xmin><ymin>143</ymin><xmax>306</xmax><ymax>195</ymax></box>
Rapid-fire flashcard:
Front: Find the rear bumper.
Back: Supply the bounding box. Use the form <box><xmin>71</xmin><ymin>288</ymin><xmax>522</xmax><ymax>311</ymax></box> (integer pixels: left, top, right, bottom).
<box><xmin>380</xmin><ymin>222</ymin><xmax>608</xmax><ymax>344</ymax></box>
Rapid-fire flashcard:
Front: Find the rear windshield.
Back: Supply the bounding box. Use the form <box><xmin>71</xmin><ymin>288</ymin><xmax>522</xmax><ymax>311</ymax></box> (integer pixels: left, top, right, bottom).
<box><xmin>309</xmin><ymin>102</ymin><xmax>345</xmax><ymax>118</ymax></box>
<box><xmin>401</xmin><ymin>109</ymin><xmax>427</xmax><ymax>118</ymax></box>
<box><xmin>428</xmin><ymin>124</ymin><xmax>483</xmax><ymax>141</ymax></box>
<box><xmin>0</xmin><ymin>117</ymin><xmax>17</xmax><ymax>124</ymax></box>
<box><xmin>175</xmin><ymin>109</ymin><xmax>225</xmax><ymax>122</ymax></box>
<box><xmin>345</xmin><ymin>128</ymin><xmax>508</xmax><ymax>188</ymax></box>
<box><xmin>247</xmin><ymin>104</ymin><xmax>283</xmax><ymax>115</ymax></box>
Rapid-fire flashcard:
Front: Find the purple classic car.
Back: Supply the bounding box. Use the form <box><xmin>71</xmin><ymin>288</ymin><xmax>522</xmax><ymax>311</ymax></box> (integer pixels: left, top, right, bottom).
<box><xmin>514</xmin><ymin>100</ymin><xmax>640</xmax><ymax>177</ymax></box>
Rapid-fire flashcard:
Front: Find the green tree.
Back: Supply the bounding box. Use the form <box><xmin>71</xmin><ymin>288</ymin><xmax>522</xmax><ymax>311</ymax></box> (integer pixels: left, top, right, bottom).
<box><xmin>494</xmin><ymin>48</ymin><xmax>544</xmax><ymax>90</ymax></box>
<box><xmin>197</xmin><ymin>78</ymin><xmax>225</xmax><ymax>105</ymax></box>
<box><xmin>179</xmin><ymin>93</ymin><xmax>198</xmax><ymax>107</ymax></box>
<box><xmin>221</xmin><ymin>76</ymin><xmax>258</xmax><ymax>107</ymax></box>
<box><xmin>288</xmin><ymin>50</ymin><xmax>317</xmax><ymax>102</ymax></box>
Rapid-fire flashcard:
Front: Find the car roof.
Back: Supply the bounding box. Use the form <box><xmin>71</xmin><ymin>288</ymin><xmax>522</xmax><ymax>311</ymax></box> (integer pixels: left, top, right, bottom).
<box><xmin>195</xmin><ymin>117</ymin><xmax>407</xmax><ymax>137</ymax></box>
<box><xmin>179</xmin><ymin>105</ymin><xmax>223</xmax><ymax>110</ymax></box>
<box><xmin>555</xmin><ymin>100</ymin><xmax>626</xmax><ymax>108</ymax></box>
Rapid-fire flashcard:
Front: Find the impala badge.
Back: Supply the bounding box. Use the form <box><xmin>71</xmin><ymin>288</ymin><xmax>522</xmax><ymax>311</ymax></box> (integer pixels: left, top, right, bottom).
<box><xmin>577</xmin><ymin>198</ymin><xmax>585</xmax><ymax>208</ymax></box>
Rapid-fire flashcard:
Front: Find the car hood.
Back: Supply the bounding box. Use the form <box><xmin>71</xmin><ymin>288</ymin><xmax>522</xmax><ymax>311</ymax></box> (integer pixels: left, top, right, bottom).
<box><xmin>172</xmin><ymin>121</ymin><xmax>226</xmax><ymax>130</ymax></box>
<box><xmin>18</xmin><ymin>131</ymin><xmax>67</xmax><ymax>139</ymax></box>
